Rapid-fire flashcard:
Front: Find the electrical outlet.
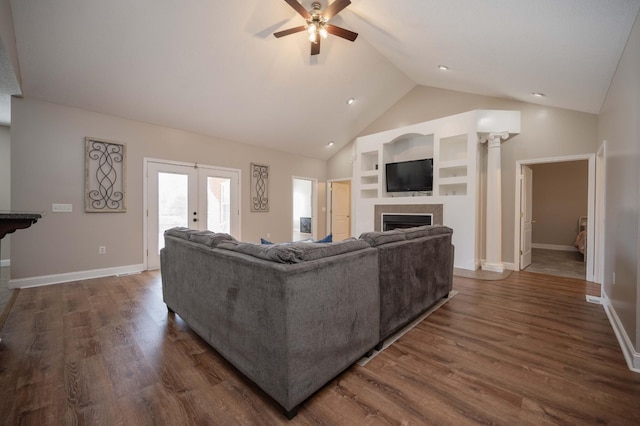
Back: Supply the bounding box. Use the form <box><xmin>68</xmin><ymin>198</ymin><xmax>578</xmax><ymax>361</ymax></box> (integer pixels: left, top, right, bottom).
<box><xmin>98</xmin><ymin>246</ymin><xmax>106</xmax><ymax>255</ymax></box>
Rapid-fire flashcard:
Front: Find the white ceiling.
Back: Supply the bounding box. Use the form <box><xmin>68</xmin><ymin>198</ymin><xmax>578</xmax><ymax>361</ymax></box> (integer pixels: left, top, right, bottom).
<box><xmin>3</xmin><ymin>0</ymin><xmax>640</xmax><ymax>159</ymax></box>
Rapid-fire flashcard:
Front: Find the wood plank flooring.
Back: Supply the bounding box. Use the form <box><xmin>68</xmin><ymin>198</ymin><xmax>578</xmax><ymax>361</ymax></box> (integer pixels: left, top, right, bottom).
<box><xmin>1</xmin><ymin>271</ymin><xmax>638</xmax><ymax>425</ymax></box>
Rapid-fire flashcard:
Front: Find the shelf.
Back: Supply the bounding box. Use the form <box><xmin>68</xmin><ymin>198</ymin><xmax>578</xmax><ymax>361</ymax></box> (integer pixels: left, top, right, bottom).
<box><xmin>438</xmin><ymin>176</ymin><xmax>467</xmax><ymax>185</ymax></box>
<box><xmin>439</xmin><ymin>165</ymin><xmax>467</xmax><ymax>179</ymax></box>
<box><xmin>439</xmin><ymin>134</ymin><xmax>467</xmax><ymax>162</ymax></box>
<box><xmin>439</xmin><ymin>183</ymin><xmax>467</xmax><ymax>196</ymax></box>
<box><xmin>439</xmin><ymin>159</ymin><xmax>467</xmax><ymax>169</ymax></box>
<box><xmin>360</xmin><ymin>150</ymin><xmax>379</xmax><ymax>172</ymax></box>
<box><xmin>360</xmin><ymin>174</ymin><xmax>379</xmax><ymax>186</ymax></box>
<box><xmin>360</xmin><ymin>183</ymin><xmax>379</xmax><ymax>191</ymax></box>
<box><xmin>360</xmin><ymin>188</ymin><xmax>379</xmax><ymax>199</ymax></box>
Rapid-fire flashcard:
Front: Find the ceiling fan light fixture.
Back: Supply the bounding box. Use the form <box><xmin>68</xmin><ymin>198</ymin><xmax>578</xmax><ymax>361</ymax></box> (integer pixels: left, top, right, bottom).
<box><xmin>274</xmin><ymin>0</ymin><xmax>358</xmax><ymax>56</ymax></box>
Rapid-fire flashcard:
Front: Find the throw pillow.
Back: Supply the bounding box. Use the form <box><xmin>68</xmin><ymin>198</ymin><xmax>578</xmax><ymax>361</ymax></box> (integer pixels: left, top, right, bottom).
<box><xmin>315</xmin><ymin>233</ymin><xmax>333</xmax><ymax>243</ymax></box>
<box><xmin>260</xmin><ymin>238</ymin><xmax>273</xmax><ymax>245</ymax></box>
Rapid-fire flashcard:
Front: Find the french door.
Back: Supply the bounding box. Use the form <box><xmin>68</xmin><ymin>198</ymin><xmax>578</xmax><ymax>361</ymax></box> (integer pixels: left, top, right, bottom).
<box><xmin>519</xmin><ymin>165</ymin><xmax>533</xmax><ymax>269</ymax></box>
<box><xmin>146</xmin><ymin>160</ymin><xmax>240</xmax><ymax>269</ymax></box>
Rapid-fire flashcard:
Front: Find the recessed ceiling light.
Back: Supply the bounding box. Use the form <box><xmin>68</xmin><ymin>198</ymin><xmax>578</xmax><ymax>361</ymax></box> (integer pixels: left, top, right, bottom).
<box><xmin>327</xmin><ymin>141</ymin><xmax>335</xmax><ymax>147</ymax></box>
<box><xmin>346</xmin><ymin>97</ymin><xmax>355</xmax><ymax>105</ymax></box>
<box><xmin>532</xmin><ymin>92</ymin><xmax>545</xmax><ymax>97</ymax></box>
<box><xmin>438</xmin><ymin>65</ymin><xmax>449</xmax><ymax>71</ymax></box>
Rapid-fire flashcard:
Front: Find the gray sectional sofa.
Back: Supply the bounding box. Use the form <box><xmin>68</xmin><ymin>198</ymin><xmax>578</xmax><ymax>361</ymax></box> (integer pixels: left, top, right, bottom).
<box><xmin>160</xmin><ymin>225</ymin><xmax>454</xmax><ymax>418</ymax></box>
<box><xmin>360</xmin><ymin>226</ymin><xmax>454</xmax><ymax>342</ymax></box>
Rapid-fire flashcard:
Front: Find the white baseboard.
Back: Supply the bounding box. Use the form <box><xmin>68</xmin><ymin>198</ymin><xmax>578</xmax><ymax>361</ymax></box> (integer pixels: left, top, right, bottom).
<box><xmin>531</xmin><ymin>243</ymin><xmax>578</xmax><ymax>252</ymax></box>
<box><xmin>503</xmin><ymin>262</ymin><xmax>517</xmax><ymax>271</ymax></box>
<box><xmin>0</xmin><ymin>259</ymin><xmax>9</xmax><ymax>267</ymax></box>
<box><xmin>8</xmin><ymin>264</ymin><xmax>145</xmax><ymax>289</ymax></box>
<box><xmin>601</xmin><ymin>292</ymin><xmax>640</xmax><ymax>373</ymax></box>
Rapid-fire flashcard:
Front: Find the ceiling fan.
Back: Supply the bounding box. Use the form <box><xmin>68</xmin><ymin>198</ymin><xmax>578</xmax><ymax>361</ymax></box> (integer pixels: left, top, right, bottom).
<box><xmin>274</xmin><ymin>0</ymin><xmax>358</xmax><ymax>55</ymax></box>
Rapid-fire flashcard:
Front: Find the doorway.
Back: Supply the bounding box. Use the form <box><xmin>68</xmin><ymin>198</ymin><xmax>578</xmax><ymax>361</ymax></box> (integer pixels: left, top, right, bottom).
<box><xmin>329</xmin><ymin>179</ymin><xmax>351</xmax><ymax>242</ymax></box>
<box><xmin>515</xmin><ymin>154</ymin><xmax>597</xmax><ymax>282</ymax></box>
<box><xmin>292</xmin><ymin>177</ymin><xmax>317</xmax><ymax>241</ymax></box>
<box><xmin>145</xmin><ymin>159</ymin><xmax>240</xmax><ymax>270</ymax></box>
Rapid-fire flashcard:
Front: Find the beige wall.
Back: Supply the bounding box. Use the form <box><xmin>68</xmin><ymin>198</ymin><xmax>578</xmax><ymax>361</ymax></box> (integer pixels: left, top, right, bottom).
<box><xmin>10</xmin><ymin>97</ymin><xmax>327</xmax><ymax>279</ymax></box>
<box><xmin>0</xmin><ymin>125</ymin><xmax>9</xmax><ymax>262</ymax></box>
<box><xmin>328</xmin><ymin>86</ymin><xmax>599</xmax><ymax>264</ymax></box>
<box><xmin>598</xmin><ymin>11</ymin><xmax>640</xmax><ymax>353</ymax></box>
<box><xmin>531</xmin><ymin>161</ymin><xmax>588</xmax><ymax>247</ymax></box>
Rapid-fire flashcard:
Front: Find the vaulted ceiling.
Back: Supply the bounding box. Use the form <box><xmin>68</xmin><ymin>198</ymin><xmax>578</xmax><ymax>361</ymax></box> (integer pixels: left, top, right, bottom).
<box><xmin>2</xmin><ymin>0</ymin><xmax>639</xmax><ymax>159</ymax></box>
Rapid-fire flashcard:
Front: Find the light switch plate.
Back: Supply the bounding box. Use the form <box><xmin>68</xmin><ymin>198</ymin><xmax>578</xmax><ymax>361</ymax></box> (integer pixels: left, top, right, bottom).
<box><xmin>52</xmin><ymin>203</ymin><xmax>72</xmax><ymax>212</ymax></box>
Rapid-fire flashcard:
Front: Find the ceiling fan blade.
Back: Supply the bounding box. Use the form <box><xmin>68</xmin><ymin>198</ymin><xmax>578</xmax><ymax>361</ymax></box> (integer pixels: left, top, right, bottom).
<box><xmin>326</xmin><ymin>24</ymin><xmax>358</xmax><ymax>41</ymax></box>
<box><xmin>323</xmin><ymin>0</ymin><xmax>351</xmax><ymax>20</ymax></box>
<box><xmin>274</xmin><ymin>25</ymin><xmax>306</xmax><ymax>38</ymax></box>
<box><xmin>311</xmin><ymin>38</ymin><xmax>321</xmax><ymax>55</ymax></box>
<box><xmin>284</xmin><ymin>0</ymin><xmax>311</xmax><ymax>19</ymax></box>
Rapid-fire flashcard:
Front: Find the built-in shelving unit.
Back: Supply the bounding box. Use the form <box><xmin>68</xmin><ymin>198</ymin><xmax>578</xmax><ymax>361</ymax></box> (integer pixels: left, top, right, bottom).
<box><xmin>353</xmin><ymin>110</ymin><xmax>521</xmax><ymax>270</ymax></box>
<box><xmin>438</xmin><ymin>134</ymin><xmax>468</xmax><ymax>196</ymax></box>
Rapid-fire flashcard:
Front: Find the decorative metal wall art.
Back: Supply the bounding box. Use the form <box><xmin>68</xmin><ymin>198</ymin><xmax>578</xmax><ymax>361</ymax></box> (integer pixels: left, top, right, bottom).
<box><xmin>250</xmin><ymin>163</ymin><xmax>269</xmax><ymax>212</ymax></box>
<box><xmin>85</xmin><ymin>137</ymin><xmax>127</xmax><ymax>213</ymax></box>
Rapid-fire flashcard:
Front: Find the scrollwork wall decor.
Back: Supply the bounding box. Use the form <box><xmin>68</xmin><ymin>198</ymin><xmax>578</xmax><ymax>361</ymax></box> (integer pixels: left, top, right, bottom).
<box><xmin>250</xmin><ymin>163</ymin><xmax>269</xmax><ymax>212</ymax></box>
<box><xmin>85</xmin><ymin>137</ymin><xmax>127</xmax><ymax>213</ymax></box>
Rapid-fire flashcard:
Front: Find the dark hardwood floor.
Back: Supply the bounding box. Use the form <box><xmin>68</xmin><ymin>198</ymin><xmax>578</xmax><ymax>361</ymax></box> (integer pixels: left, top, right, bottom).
<box><xmin>1</xmin><ymin>270</ymin><xmax>638</xmax><ymax>425</ymax></box>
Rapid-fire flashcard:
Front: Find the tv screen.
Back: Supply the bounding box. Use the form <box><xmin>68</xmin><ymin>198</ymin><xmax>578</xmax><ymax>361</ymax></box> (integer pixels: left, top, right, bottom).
<box><xmin>385</xmin><ymin>158</ymin><xmax>433</xmax><ymax>192</ymax></box>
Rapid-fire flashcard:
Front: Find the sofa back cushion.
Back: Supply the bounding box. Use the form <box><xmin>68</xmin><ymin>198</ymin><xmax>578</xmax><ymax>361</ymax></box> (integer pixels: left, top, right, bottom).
<box><xmin>217</xmin><ymin>241</ymin><xmax>304</xmax><ymax>263</ymax></box>
<box><xmin>401</xmin><ymin>225</ymin><xmax>453</xmax><ymax>240</ymax></box>
<box><xmin>291</xmin><ymin>238</ymin><xmax>370</xmax><ymax>261</ymax></box>
<box><xmin>360</xmin><ymin>225</ymin><xmax>452</xmax><ymax>246</ymax></box>
<box><xmin>217</xmin><ymin>238</ymin><xmax>371</xmax><ymax>264</ymax></box>
<box><xmin>164</xmin><ymin>227</ymin><xmax>236</xmax><ymax>247</ymax></box>
<box><xmin>359</xmin><ymin>230</ymin><xmax>406</xmax><ymax>246</ymax></box>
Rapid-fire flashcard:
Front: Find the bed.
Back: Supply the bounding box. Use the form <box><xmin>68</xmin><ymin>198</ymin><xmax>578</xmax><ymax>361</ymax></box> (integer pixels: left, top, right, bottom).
<box><xmin>574</xmin><ymin>216</ymin><xmax>587</xmax><ymax>259</ymax></box>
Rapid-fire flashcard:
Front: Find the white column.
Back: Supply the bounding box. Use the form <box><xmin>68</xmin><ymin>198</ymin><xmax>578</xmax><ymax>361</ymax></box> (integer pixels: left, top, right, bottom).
<box><xmin>481</xmin><ymin>131</ymin><xmax>509</xmax><ymax>273</ymax></box>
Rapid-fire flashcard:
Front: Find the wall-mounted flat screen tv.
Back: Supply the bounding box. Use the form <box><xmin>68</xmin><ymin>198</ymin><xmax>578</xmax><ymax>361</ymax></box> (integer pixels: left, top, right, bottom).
<box><xmin>385</xmin><ymin>158</ymin><xmax>433</xmax><ymax>192</ymax></box>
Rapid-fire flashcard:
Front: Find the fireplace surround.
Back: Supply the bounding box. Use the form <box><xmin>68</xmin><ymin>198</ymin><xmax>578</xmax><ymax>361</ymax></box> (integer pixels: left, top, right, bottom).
<box><xmin>374</xmin><ymin>204</ymin><xmax>443</xmax><ymax>232</ymax></box>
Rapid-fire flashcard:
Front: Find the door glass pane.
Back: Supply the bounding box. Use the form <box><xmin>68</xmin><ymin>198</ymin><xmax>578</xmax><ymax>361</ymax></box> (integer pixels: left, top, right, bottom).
<box><xmin>206</xmin><ymin>177</ymin><xmax>231</xmax><ymax>233</ymax></box>
<box><xmin>158</xmin><ymin>172</ymin><xmax>189</xmax><ymax>253</ymax></box>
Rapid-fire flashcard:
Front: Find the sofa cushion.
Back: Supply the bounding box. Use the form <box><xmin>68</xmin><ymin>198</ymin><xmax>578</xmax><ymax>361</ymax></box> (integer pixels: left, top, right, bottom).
<box><xmin>315</xmin><ymin>233</ymin><xmax>333</xmax><ymax>243</ymax></box>
<box><xmin>359</xmin><ymin>230</ymin><xmax>407</xmax><ymax>247</ymax></box>
<box><xmin>217</xmin><ymin>241</ymin><xmax>304</xmax><ymax>263</ymax></box>
<box><xmin>261</xmin><ymin>234</ymin><xmax>332</xmax><ymax>245</ymax></box>
<box><xmin>189</xmin><ymin>230</ymin><xmax>237</xmax><ymax>247</ymax></box>
<box><xmin>164</xmin><ymin>227</ymin><xmax>192</xmax><ymax>240</ymax></box>
<box><xmin>165</xmin><ymin>227</ymin><xmax>236</xmax><ymax>247</ymax></box>
<box><xmin>289</xmin><ymin>238</ymin><xmax>370</xmax><ymax>261</ymax></box>
<box><xmin>401</xmin><ymin>225</ymin><xmax>453</xmax><ymax>240</ymax></box>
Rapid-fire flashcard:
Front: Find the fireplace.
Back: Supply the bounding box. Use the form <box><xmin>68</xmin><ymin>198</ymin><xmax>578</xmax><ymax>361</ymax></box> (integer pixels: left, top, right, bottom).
<box><xmin>382</xmin><ymin>213</ymin><xmax>433</xmax><ymax>231</ymax></box>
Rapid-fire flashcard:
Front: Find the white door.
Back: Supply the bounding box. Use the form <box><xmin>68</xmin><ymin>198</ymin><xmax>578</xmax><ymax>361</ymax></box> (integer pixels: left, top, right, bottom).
<box><xmin>146</xmin><ymin>161</ymin><xmax>240</xmax><ymax>270</ymax></box>
<box><xmin>292</xmin><ymin>178</ymin><xmax>315</xmax><ymax>241</ymax></box>
<box><xmin>199</xmin><ymin>168</ymin><xmax>240</xmax><ymax>237</ymax></box>
<box><xmin>520</xmin><ymin>165</ymin><xmax>533</xmax><ymax>269</ymax></box>
<box><xmin>331</xmin><ymin>181</ymin><xmax>351</xmax><ymax>242</ymax></box>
